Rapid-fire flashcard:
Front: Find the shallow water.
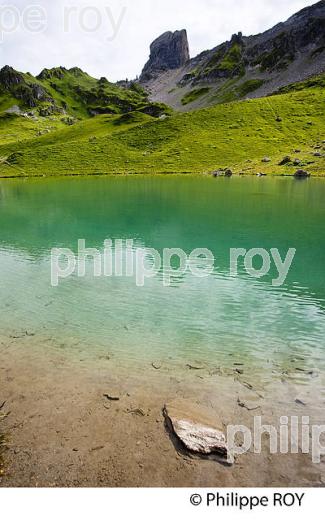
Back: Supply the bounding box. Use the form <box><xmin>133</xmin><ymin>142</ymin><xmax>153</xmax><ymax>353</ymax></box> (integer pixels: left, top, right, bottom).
<box><xmin>0</xmin><ymin>175</ymin><xmax>324</xmax><ymax>386</ymax></box>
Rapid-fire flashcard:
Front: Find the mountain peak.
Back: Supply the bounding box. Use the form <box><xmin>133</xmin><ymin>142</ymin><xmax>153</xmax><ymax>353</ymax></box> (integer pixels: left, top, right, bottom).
<box><xmin>37</xmin><ymin>67</ymin><xmax>68</xmax><ymax>80</ymax></box>
<box><xmin>140</xmin><ymin>29</ymin><xmax>190</xmax><ymax>81</ymax></box>
<box><xmin>0</xmin><ymin>65</ymin><xmax>24</xmax><ymax>88</ymax></box>
<box><xmin>138</xmin><ymin>1</ymin><xmax>325</xmax><ymax>111</ymax></box>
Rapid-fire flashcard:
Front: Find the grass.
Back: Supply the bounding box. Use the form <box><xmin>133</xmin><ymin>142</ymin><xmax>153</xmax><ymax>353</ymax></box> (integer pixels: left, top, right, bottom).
<box><xmin>181</xmin><ymin>87</ymin><xmax>210</xmax><ymax>105</ymax></box>
<box><xmin>217</xmin><ymin>43</ymin><xmax>244</xmax><ymax>75</ymax></box>
<box><xmin>236</xmin><ymin>79</ymin><xmax>265</xmax><ymax>97</ymax></box>
<box><xmin>0</xmin><ymin>82</ymin><xmax>324</xmax><ymax>178</ymax></box>
<box><xmin>0</xmin><ymin>112</ymin><xmax>66</xmax><ymax>145</ymax></box>
<box><xmin>275</xmin><ymin>73</ymin><xmax>325</xmax><ymax>94</ymax></box>
<box><xmin>0</xmin><ymin>66</ymin><xmax>170</xmax><ymax>120</ymax></box>
<box><xmin>212</xmin><ymin>78</ymin><xmax>265</xmax><ymax>104</ymax></box>
<box><xmin>196</xmin><ymin>43</ymin><xmax>245</xmax><ymax>79</ymax></box>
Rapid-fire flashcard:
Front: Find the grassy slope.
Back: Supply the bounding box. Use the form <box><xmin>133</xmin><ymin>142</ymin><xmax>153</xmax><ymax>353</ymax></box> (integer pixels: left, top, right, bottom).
<box><xmin>36</xmin><ymin>68</ymin><xmax>165</xmax><ymax>118</ymax></box>
<box><xmin>0</xmin><ymin>112</ymin><xmax>67</xmax><ymax>145</ymax></box>
<box><xmin>0</xmin><ymin>66</ymin><xmax>170</xmax><ymax>122</ymax></box>
<box><xmin>0</xmin><ymin>84</ymin><xmax>324</xmax><ymax>177</ymax></box>
<box><xmin>181</xmin><ymin>87</ymin><xmax>211</xmax><ymax>106</ymax></box>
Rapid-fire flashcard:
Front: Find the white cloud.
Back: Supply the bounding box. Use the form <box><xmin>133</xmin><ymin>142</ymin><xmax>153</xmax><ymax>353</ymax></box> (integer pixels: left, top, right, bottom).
<box><xmin>0</xmin><ymin>0</ymin><xmax>317</xmax><ymax>81</ymax></box>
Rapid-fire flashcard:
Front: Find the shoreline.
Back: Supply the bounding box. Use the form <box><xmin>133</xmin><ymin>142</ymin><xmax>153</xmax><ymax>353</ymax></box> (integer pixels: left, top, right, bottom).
<box><xmin>0</xmin><ymin>335</ymin><xmax>324</xmax><ymax>487</ymax></box>
<box><xmin>0</xmin><ymin>172</ymin><xmax>325</xmax><ymax>180</ymax></box>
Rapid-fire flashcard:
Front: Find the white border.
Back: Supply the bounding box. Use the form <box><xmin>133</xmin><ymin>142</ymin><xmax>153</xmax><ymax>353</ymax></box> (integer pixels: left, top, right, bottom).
<box><xmin>0</xmin><ymin>488</ymin><xmax>323</xmax><ymax>519</ymax></box>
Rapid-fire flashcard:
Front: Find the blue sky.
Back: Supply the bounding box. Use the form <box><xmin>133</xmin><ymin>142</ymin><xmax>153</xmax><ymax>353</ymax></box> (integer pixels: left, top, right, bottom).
<box><xmin>0</xmin><ymin>0</ymin><xmax>317</xmax><ymax>81</ymax></box>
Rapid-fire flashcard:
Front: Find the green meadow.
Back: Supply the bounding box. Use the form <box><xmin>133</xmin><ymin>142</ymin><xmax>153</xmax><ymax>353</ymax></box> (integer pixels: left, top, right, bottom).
<box><xmin>0</xmin><ymin>79</ymin><xmax>324</xmax><ymax>177</ymax></box>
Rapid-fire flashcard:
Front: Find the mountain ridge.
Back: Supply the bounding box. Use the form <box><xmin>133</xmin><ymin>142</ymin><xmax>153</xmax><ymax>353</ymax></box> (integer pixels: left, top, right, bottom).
<box><xmin>0</xmin><ymin>1</ymin><xmax>324</xmax><ymax>180</ymax></box>
<box><xmin>139</xmin><ymin>0</ymin><xmax>325</xmax><ymax>110</ymax></box>
<box><xmin>0</xmin><ymin>65</ymin><xmax>170</xmax><ymax>122</ymax></box>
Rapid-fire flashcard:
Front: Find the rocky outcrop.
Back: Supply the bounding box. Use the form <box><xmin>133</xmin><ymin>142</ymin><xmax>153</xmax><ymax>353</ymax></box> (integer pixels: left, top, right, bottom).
<box><xmin>0</xmin><ymin>66</ymin><xmax>52</xmax><ymax>107</ymax></box>
<box><xmin>37</xmin><ymin>67</ymin><xmax>84</xmax><ymax>81</ymax></box>
<box><xmin>140</xmin><ymin>30</ymin><xmax>190</xmax><ymax>81</ymax></box>
<box><xmin>37</xmin><ymin>67</ymin><xmax>67</xmax><ymax>81</ymax></box>
<box><xmin>138</xmin><ymin>1</ymin><xmax>325</xmax><ymax>111</ymax></box>
<box><xmin>0</xmin><ymin>66</ymin><xmax>24</xmax><ymax>88</ymax></box>
<box><xmin>163</xmin><ymin>399</ymin><xmax>229</xmax><ymax>459</ymax></box>
<box><xmin>198</xmin><ymin>0</ymin><xmax>325</xmax><ymax>80</ymax></box>
<box><xmin>13</xmin><ymin>83</ymin><xmax>51</xmax><ymax>107</ymax></box>
<box><xmin>245</xmin><ymin>1</ymin><xmax>325</xmax><ymax>72</ymax></box>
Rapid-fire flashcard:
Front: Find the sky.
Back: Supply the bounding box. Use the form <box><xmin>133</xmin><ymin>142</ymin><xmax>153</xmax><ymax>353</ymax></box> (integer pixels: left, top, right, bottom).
<box><xmin>0</xmin><ymin>0</ymin><xmax>318</xmax><ymax>81</ymax></box>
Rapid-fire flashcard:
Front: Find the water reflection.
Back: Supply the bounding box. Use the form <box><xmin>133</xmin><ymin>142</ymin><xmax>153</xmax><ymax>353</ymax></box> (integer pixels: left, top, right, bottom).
<box><xmin>0</xmin><ymin>175</ymin><xmax>324</xmax><ymax>381</ymax></box>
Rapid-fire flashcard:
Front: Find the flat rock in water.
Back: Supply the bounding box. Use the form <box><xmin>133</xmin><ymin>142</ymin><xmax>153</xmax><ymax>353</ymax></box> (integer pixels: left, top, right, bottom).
<box><xmin>163</xmin><ymin>399</ymin><xmax>228</xmax><ymax>458</ymax></box>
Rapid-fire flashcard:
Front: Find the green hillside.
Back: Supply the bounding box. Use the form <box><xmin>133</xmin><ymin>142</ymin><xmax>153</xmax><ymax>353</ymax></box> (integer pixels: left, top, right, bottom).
<box><xmin>0</xmin><ymin>65</ymin><xmax>169</xmax><ymax>120</ymax></box>
<box><xmin>0</xmin><ymin>73</ymin><xmax>324</xmax><ymax>178</ymax></box>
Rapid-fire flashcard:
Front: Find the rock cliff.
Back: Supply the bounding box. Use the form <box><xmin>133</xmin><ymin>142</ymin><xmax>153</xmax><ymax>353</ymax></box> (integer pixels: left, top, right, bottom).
<box><xmin>140</xmin><ymin>30</ymin><xmax>190</xmax><ymax>81</ymax></box>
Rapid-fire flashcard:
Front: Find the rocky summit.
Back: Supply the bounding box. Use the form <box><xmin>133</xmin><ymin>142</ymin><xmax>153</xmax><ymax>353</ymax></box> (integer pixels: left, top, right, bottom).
<box><xmin>140</xmin><ymin>29</ymin><xmax>190</xmax><ymax>81</ymax></box>
<box><xmin>139</xmin><ymin>0</ymin><xmax>325</xmax><ymax>111</ymax></box>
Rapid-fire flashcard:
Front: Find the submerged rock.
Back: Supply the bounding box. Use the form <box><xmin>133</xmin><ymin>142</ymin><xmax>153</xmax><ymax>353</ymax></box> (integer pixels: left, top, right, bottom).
<box><xmin>237</xmin><ymin>397</ymin><xmax>261</xmax><ymax>411</ymax></box>
<box><xmin>163</xmin><ymin>399</ymin><xmax>228</xmax><ymax>458</ymax></box>
<box><xmin>295</xmin><ymin>398</ymin><xmax>306</xmax><ymax>406</ymax></box>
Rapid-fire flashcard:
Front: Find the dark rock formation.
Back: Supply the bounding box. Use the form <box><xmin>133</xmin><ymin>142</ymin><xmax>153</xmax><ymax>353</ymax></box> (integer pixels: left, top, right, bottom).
<box><xmin>230</xmin><ymin>32</ymin><xmax>243</xmax><ymax>46</ymax></box>
<box><xmin>0</xmin><ymin>66</ymin><xmax>24</xmax><ymax>88</ymax></box>
<box><xmin>13</xmin><ymin>83</ymin><xmax>51</xmax><ymax>107</ymax></box>
<box><xmin>294</xmin><ymin>169</ymin><xmax>310</xmax><ymax>178</ymax></box>
<box><xmin>279</xmin><ymin>156</ymin><xmax>291</xmax><ymax>165</ymax></box>
<box><xmin>0</xmin><ymin>66</ymin><xmax>52</xmax><ymax>107</ymax></box>
<box><xmin>245</xmin><ymin>1</ymin><xmax>325</xmax><ymax>72</ymax></box>
<box><xmin>193</xmin><ymin>1</ymin><xmax>325</xmax><ymax>83</ymax></box>
<box><xmin>140</xmin><ymin>30</ymin><xmax>190</xmax><ymax>81</ymax></box>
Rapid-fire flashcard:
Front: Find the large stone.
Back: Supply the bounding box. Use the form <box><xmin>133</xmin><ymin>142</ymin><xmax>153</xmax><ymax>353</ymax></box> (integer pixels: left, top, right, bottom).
<box><xmin>279</xmin><ymin>156</ymin><xmax>291</xmax><ymax>165</ymax></box>
<box><xmin>163</xmin><ymin>399</ymin><xmax>228</xmax><ymax>458</ymax></box>
<box><xmin>140</xmin><ymin>30</ymin><xmax>190</xmax><ymax>81</ymax></box>
<box><xmin>0</xmin><ymin>66</ymin><xmax>24</xmax><ymax>88</ymax></box>
<box><xmin>294</xmin><ymin>169</ymin><xmax>310</xmax><ymax>178</ymax></box>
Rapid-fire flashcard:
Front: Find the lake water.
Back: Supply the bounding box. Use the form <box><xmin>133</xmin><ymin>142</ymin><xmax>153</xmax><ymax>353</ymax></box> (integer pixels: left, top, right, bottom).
<box><xmin>0</xmin><ymin>175</ymin><xmax>325</xmax><ymax>387</ymax></box>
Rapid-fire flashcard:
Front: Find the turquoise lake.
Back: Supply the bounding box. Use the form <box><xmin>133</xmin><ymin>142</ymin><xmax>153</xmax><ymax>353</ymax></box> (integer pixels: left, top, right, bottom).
<box><xmin>0</xmin><ymin>175</ymin><xmax>324</xmax><ymax>379</ymax></box>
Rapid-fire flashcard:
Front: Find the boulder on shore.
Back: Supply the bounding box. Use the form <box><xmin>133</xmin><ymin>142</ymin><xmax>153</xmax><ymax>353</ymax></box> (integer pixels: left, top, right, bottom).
<box><xmin>294</xmin><ymin>169</ymin><xmax>310</xmax><ymax>178</ymax></box>
<box><xmin>163</xmin><ymin>399</ymin><xmax>229</xmax><ymax>459</ymax></box>
<box><xmin>211</xmin><ymin>168</ymin><xmax>233</xmax><ymax>177</ymax></box>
